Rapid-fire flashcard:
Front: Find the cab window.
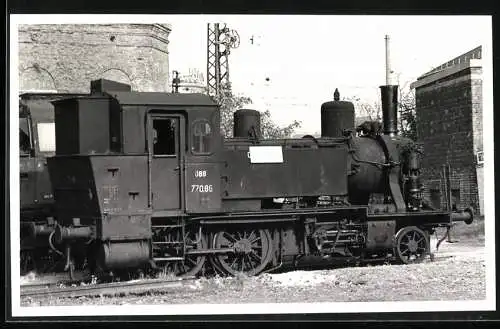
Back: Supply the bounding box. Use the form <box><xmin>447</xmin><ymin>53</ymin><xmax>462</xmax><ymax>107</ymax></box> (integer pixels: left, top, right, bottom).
<box><xmin>191</xmin><ymin>120</ymin><xmax>212</xmax><ymax>155</ymax></box>
<box><xmin>20</xmin><ymin>117</ymin><xmax>31</xmax><ymax>155</ymax></box>
<box><xmin>153</xmin><ymin>118</ymin><xmax>177</xmax><ymax>156</ymax></box>
<box><xmin>37</xmin><ymin>122</ymin><xmax>56</xmax><ymax>152</ymax></box>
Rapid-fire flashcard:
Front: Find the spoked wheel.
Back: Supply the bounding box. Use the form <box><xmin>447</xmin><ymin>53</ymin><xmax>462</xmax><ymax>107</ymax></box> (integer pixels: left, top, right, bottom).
<box><xmin>212</xmin><ymin>228</ymin><xmax>273</xmax><ymax>277</ymax></box>
<box><xmin>207</xmin><ymin>232</ymin><xmax>226</xmax><ymax>276</ymax></box>
<box><xmin>162</xmin><ymin>227</ymin><xmax>208</xmax><ymax>278</ymax></box>
<box><xmin>179</xmin><ymin>228</ymin><xmax>208</xmax><ymax>277</ymax></box>
<box><xmin>394</xmin><ymin>226</ymin><xmax>430</xmax><ymax>264</ymax></box>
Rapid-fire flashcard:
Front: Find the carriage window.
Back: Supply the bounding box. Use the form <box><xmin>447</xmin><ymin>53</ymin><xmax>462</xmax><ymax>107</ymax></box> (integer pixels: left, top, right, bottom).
<box><xmin>153</xmin><ymin>118</ymin><xmax>177</xmax><ymax>156</ymax></box>
<box><xmin>37</xmin><ymin>122</ymin><xmax>55</xmax><ymax>152</ymax></box>
<box><xmin>191</xmin><ymin>120</ymin><xmax>212</xmax><ymax>155</ymax></box>
<box><xmin>20</xmin><ymin>117</ymin><xmax>31</xmax><ymax>154</ymax></box>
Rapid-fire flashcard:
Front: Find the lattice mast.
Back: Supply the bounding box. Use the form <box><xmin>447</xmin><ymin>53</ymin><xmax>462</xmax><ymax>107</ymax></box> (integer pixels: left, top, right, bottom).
<box><xmin>206</xmin><ymin>23</ymin><xmax>240</xmax><ymax>98</ymax></box>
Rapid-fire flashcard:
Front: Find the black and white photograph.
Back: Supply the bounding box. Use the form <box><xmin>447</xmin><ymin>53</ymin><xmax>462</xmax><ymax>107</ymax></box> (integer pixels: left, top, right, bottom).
<box><xmin>8</xmin><ymin>14</ymin><xmax>495</xmax><ymax>318</ymax></box>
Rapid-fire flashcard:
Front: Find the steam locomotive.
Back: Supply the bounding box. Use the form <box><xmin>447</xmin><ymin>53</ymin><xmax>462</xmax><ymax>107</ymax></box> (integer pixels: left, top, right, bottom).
<box><xmin>24</xmin><ymin>78</ymin><xmax>474</xmax><ymax>278</ymax></box>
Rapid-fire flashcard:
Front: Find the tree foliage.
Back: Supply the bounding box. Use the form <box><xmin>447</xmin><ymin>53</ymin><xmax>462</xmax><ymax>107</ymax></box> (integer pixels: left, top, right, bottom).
<box><xmin>341</xmin><ymin>96</ymin><xmax>382</xmax><ymax>122</ymax></box>
<box><xmin>215</xmin><ymin>83</ymin><xmax>301</xmax><ymax>139</ymax></box>
<box><xmin>260</xmin><ymin>110</ymin><xmax>302</xmax><ymax>139</ymax></box>
<box><xmin>216</xmin><ymin>83</ymin><xmax>253</xmax><ymax>138</ymax></box>
<box><xmin>398</xmin><ymin>86</ymin><xmax>417</xmax><ymax>141</ymax></box>
<box><xmin>342</xmin><ymin>84</ymin><xmax>418</xmax><ymax>140</ymax></box>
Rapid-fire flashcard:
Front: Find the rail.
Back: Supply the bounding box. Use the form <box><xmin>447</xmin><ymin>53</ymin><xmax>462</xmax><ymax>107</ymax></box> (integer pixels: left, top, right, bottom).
<box><xmin>21</xmin><ymin>276</ymin><xmax>197</xmax><ymax>299</ymax></box>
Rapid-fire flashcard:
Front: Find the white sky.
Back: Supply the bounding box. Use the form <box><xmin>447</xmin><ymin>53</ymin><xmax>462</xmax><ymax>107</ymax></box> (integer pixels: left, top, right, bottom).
<box><xmin>166</xmin><ymin>15</ymin><xmax>492</xmax><ymax>134</ymax></box>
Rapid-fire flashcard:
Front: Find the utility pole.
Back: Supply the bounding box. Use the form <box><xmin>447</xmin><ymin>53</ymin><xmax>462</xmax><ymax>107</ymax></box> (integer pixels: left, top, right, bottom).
<box><xmin>385</xmin><ymin>34</ymin><xmax>393</xmax><ymax>85</ymax></box>
<box><xmin>206</xmin><ymin>23</ymin><xmax>240</xmax><ymax>99</ymax></box>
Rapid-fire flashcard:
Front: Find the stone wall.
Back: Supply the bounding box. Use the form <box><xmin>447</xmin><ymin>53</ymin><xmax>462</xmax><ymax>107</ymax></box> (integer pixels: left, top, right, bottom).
<box><xmin>18</xmin><ymin>24</ymin><xmax>171</xmax><ymax>93</ymax></box>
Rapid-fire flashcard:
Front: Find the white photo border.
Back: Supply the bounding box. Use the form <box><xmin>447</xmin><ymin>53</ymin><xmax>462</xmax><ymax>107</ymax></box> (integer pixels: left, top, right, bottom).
<box><xmin>8</xmin><ymin>14</ymin><xmax>496</xmax><ymax>318</ymax></box>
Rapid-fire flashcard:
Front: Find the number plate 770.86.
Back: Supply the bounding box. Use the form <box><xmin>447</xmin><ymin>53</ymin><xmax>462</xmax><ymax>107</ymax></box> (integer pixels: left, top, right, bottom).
<box><xmin>191</xmin><ymin>184</ymin><xmax>213</xmax><ymax>193</ymax></box>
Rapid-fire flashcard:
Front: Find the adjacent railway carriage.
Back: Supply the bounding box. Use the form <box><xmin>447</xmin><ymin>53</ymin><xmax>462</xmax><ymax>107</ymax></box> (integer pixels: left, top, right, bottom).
<box><xmin>19</xmin><ymin>92</ymin><xmax>87</xmax><ymax>274</ymax></box>
<box><xmin>45</xmin><ymin>79</ymin><xmax>474</xmax><ymax>278</ymax></box>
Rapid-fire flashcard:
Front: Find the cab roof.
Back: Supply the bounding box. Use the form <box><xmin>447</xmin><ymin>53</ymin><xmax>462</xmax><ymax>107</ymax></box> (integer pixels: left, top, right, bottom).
<box><xmin>107</xmin><ymin>91</ymin><xmax>217</xmax><ymax>107</ymax></box>
<box><xmin>52</xmin><ymin>91</ymin><xmax>218</xmax><ymax>108</ymax></box>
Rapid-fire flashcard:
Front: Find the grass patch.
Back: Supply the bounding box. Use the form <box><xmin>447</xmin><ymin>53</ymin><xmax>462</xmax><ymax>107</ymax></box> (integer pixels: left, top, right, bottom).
<box><xmin>155</xmin><ymin>268</ymin><xmax>179</xmax><ymax>281</ymax></box>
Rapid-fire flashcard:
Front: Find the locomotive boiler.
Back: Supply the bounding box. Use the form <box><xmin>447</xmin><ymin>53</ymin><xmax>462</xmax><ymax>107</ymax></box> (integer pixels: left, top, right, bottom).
<box><xmin>41</xmin><ymin>78</ymin><xmax>473</xmax><ymax>279</ymax></box>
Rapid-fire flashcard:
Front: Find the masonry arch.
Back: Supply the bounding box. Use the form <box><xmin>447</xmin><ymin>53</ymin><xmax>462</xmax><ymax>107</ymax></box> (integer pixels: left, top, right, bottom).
<box><xmin>20</xmin><ymin>65</ymin><xmax>57</xmax><ymax>92</ymax></box>
<box><xmin>98</xmin><ymin>68</ymin><xmax>133</xmax><ymax>87</ymax></box>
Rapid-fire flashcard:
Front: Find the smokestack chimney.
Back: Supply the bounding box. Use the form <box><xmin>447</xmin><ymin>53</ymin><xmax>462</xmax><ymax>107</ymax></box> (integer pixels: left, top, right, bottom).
<box><xmin>380</xmin><ymin>85</ymin><xmax>399</xmax><ymax>136</ymax></box>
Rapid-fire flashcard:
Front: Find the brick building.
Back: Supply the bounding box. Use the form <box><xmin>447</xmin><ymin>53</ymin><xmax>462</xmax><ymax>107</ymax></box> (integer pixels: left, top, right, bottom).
<box><xmin>411</xmin><ymin>46</ymin><xmax>483</xmax><ymax>215</ymax></box>
<box><xmin>18</xmin><ymin>24</ymin><xmax>171</xmax><ymax>93</ymax></box>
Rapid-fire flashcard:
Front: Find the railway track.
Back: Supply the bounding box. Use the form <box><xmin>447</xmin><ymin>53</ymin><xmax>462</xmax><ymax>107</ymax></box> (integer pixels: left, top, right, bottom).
<box><xmin>20</xmin><ymin>252</ymin><xmax>460</xmax><ymax>300</ymax></box>
<box><xmin>21</xmin><ymin>276</ymin><xmax>198</xmax><ymax>299</ymax></box>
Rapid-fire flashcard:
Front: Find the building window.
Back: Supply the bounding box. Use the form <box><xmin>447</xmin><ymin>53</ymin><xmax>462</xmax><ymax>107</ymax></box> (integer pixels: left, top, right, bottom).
<box><xmin>153</xmin><ymin>118</ymin><xmax>177</xmax><ymax>156</ymax></box>
<box><xmin>191</xmin><ymin>120</ymin><xmax>212</xmax><ymax>155</ymax></box>
<box><xmin>451</xmin><ymin>188</ymin><xmax>461</xmax><ymax>211</ymax></box>
<box><xmin>476</xmin><ymin>151</ymin><xmax>484</xmax><ymax>164</ymax></box>
<box><xmin>430</xmin><ymin>189</ymin><xmax>441</xmax><ymax>210</ymax></box>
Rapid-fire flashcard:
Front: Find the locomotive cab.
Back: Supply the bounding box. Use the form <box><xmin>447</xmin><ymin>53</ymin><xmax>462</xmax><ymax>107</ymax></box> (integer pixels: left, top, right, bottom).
<box><xmin>137</xmin><ymin>89</ymin><xmax>223</xmax><ymax>214</ymax></box>
<box><xmin>47</xmin><ymin>79</ymin><xmax>222</xmax><ymax>272</ymax></box>
<box><xmin>50</xmin><ymin>79</ymin><xmax>222</xmax><ymax>215</ymax></box>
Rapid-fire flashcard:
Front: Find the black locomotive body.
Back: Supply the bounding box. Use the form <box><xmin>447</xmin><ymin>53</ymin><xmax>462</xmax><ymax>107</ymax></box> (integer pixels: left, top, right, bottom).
<box><xmin>42</xmin><ymin>79</ymin><xmax>474</xmax><ymax>278</ymax></box>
